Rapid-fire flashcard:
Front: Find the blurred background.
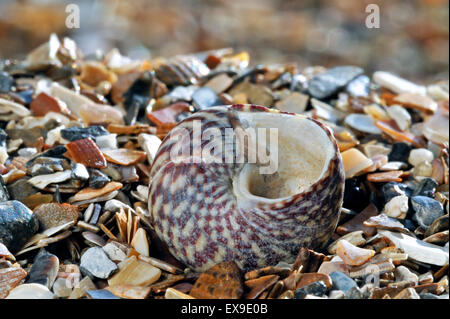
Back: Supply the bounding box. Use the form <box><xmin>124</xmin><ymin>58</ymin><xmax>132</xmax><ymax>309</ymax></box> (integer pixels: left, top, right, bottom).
<box><xmin>0</xmin><ymin>0</ymin><xmax>448</xmax><ymax>81</ymax></box>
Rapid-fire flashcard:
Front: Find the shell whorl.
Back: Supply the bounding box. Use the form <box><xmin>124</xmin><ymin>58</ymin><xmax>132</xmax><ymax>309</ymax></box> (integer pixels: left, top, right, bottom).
<box><xmin>148</xmin><ymin>104</ymin><xmax>345</xmax><ymax>271</ymax></box>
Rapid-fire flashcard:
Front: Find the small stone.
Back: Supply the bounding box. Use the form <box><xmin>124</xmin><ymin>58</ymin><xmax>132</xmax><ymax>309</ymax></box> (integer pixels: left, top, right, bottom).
<box><xmin>408</xmin><ymin>148</ymin><xmax>434</xmax><ymax>167</ymax></box>
<box><xmin>387</xmin><ymin>105</ymin><xmax>411</xmax><ymax>131</ymax></box>
<box><xmin>102</xmin><ymin>241</ymin><xmax>128</xmax><ymax>263</ymax></box>
<box><xmin>294</xmin><ymin>281</ymin><xmax>327</xmax><ymax>298</ymax></box>
<box><xmin>192</xmin><ymin>87</ymin><xmax>221</xmax><ymax>110</ymax></box>
<box><xmin>6</xmin><ymin>283</ymin><xmax>54</xmax><ymax>299</ymax></box>
<box><xmin>53</xmin><ymin>277</ymin><xmax>72</xmax><ymax>298</ymax></box>
<box><xmin>329</xmin><ymin>271</ymin><xmax>358</xmax><ymax>293</ymax></box>
<box><xmin>308</xmin><ymin>66</ymin><xmax>363</xmax><ymax>99</ymax></box>
<box><xmin>33</xmin><ymin>203</ymin><xmax>78</xmax><ymax>230</ymax></box>
<box><xmin>0</xmin><ymin>71</ymin><xmax>14</xmax><ymax>93</ymax></box>
<box><xmin>329</xmin><ymin>290</ymin><xmax>345</xmax><ymax>299</ymax></box>
<box><xmin>381</xmin><ymin>182</ymin><xmax>413</xmax><ymax>203</ymax></box>
<box><xmin>80</xmin><ymin>247</ymin><xmax>118</xmax><ymax>279</ymax></box>
<box><xmin>344</xmin><ymin>286</ymin><xmax>363</xmax><ymax>299</ymax></box>
<box><xmin>364</xmin><ymin>213</ymin><xmax>411</xmax><ymax>234</ymax></box>
<box><xmin>411</xmin><ymin>196</ymin><xmax>444</xmax><ymax>229</ymax></box>
<box><xmin>0</xmin><ymin>176</ymin><xmax>9</xmax><ymax>202</ymax></box>
<box><xmin>384</xmin><ymin>195</ymin><xmax>409</xmax><ymax>219</ymax></box>
<box><xmin>61</xmin><ymin>126</ymin><xmax>109</xmax><ymax>142</ymax></box>
<box><xmin>27</xmin><ymin>251</ymin><xmax>59</xmax><ymax>289</ymax></box>
<box><xmin>0</xmin><ymin>200</ymin><xmax>39</xmax><ymax>252</ymax></box>
<box><xmin>388</xmin><ymin>142</ymin><xmax>412</xmax><ymax>163</ymax></box>
<box><xmin>346</xmin><ymin>75</ymin><xmax>370</xmax><ymax>97</ymax></box>
<box><xmin>82</xmin><ymin>231</ymin><xmax>106</xmax><ymax>247</ymax></box>
<box><xmin>412</xmin><ymin>177</ymin><xmax>438</xmax><ymax>198</ymax></box>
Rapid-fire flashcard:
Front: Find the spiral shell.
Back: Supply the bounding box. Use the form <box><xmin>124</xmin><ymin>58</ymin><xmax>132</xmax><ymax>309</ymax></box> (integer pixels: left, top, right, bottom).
<box><xmin>148</xmin><ymin>104</ymin><xmax>345</xmax><ymax>271</ymax></box>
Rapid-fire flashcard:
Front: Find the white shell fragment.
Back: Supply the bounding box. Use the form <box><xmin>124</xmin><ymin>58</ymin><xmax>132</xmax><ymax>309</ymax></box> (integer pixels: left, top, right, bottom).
<box><xmin>387</xmin><ymin>105</ymin><xmax>411</xmax><ymax>131</ymax></box>
<box><xmin>27</xmin><ymin>170</ymin><xmax>72</xmax><ymax>189</ymax></box>
<box><xmin>373</xmin><ymin>71</ymin><xmax>426</xmax><ymax>95</ymax></box>
<box><xmin>379</xmin><ymin>230</ymin><xmax>449</xmax><ymax>266</ymax></box>
<box><xmin>6</xmin><ymin>283</ymin><xmax>54</xmax><ymax>299</ymax></box>
<box><xmin>345</xmin><ymin>113</ymin><xmax>382</xmax><ymax>135</ymax></box>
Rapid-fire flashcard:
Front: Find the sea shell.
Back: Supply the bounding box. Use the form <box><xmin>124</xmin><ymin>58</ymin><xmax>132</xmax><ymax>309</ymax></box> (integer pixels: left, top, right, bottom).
<box><xmin>148</xmin><ymin>104</ymin><xmax>345</xmax><ymax>271</ymax></box>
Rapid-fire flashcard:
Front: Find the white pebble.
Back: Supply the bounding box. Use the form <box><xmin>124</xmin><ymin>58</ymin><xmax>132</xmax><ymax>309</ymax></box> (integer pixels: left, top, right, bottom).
<box><xmin>384</xmin><ymin>195</ymin><xmax>409</xmax><ymax>219</ymax></box>
<box><xmin>408</xmin><ymin>148</ymin><xmax>434</xmax><ymax>167</ymax></box>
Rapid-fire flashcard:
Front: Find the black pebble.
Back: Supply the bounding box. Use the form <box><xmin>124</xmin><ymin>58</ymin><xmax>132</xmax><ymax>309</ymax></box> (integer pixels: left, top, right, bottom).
<box><xmin>412</xmin><ymin>178</ymin><xmax>438</xmax><ymax>198</ymax></box>
<box><xmin>343</xmin><ymin>177</ymin><xmax>369</xmax><ymax>212</ymax></box>
<box><xmin>388</xmin><ymin>143</ymin><xmax>412</xmax><ymax>163</ymax></box>
<box><xmin>308</xmin><ymin>66</ymin><xmax>364</xmax><ymax>99</ymax></box>
<box><xmin>61</xmin><ymin>126</ymin><xmax>109</xmax><ymax>142</ymax></box>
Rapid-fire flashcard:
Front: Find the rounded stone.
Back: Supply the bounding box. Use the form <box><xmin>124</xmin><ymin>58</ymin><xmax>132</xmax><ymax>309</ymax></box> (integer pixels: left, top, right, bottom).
<box><xmin>411</xmin><ymin>196</ymin><xmax>444</xmax><ymax>229</ymax></box>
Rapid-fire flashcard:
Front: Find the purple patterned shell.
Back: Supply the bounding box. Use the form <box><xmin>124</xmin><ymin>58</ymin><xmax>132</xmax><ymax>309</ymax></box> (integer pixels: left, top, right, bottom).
<box><xmin>148</xmin><ymin>104</ymin><xmax>345</xmax><ymax>271</ymax></box>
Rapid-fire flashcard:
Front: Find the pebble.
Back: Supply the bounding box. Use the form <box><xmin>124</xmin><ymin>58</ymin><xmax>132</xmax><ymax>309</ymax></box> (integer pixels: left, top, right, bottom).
<box><xmin>412</xmin><ymin>177</ymin><xmax>438</xmax><ymax>198</ymax></box>
<box><xmin>27</xmin><ymin>251</ymin><xmax>59</xmax><ymax>288</ymax></box>
<box><xmin>411</xmin><ymin>196</ymin><xmax>444</xmax><ymax>229</ymax></box>
<box><xmin>413</xmin><ymin>161</ymin><xmax>433</xmax><ymax>178</ymax></box>
<box><xmin>33</xmin><ymin>203</ymin><xmax>79</xmax><ymax>230</ymax></box>
<box><xmin>345</xmin><ymin>75</ymin><xmax>370</xmax><ymax>97</ymax></box>
<box><xmin>395</xmin><ymin>266</ymin><xmax>419</xmax><ymax>284</ymax></box>
<box><xmin>60</xmin><ymin>126</ymin><xmax>109</xmax><ymax>142</ymax></box>
<box><xmin>0</xmin><ymin>71</ymin><xmax>13</xmax><ymax>93</ymax></box>
<box><xmin>308</xmin><ymin>66</ymin><xmax>364</xmax><ymax>99</ymax></box>
<box><xmin>328</xmin><ymin>290</ymin><xmax>345</xmax><ymax>299</ymax></box>
<box><xmin>408</xmin><ymin>148</ymin><xmax>434</xmax><ymax>167</ymax></box>
<box><xmin>80</xmin><ymin>247</ymin><xmax>118</xmax><ymax>279</ymax></box>
<box><xmin>329</xmin><ymin>271</ymin><xmax>358</xmax><ymax>293</ymax></box>
<box><xmin>0</xmin><ymin>200</ymin><xmax>39</xmax><ymax>252</ymax></box>
<box><xmin>388</xmin><ymin>142</ymin><xmax>412</xmax><ymax>163</ymax></box>
<box><xmin>204</xmin><ymin>73</ymin><xmax>233</xmax><ymax>93</ymax></box>
<box><xmin>102</xmin><ymin>241</ymin><xmax>128</xmax><ymax>263</ymax></box>
<box><xmin>384</xmin><ymin>195</ymin><xmax>409</xmax><ymax>219</ymax></box>
<box><xmin>192</xmin><ymin>87</ymin><xmax>221</xmax><ymax>110</ymax></box>
<box><xmin>294</xmin><ymin>281</ymin><xmax>327</xmax><ymax>298</ymax></box>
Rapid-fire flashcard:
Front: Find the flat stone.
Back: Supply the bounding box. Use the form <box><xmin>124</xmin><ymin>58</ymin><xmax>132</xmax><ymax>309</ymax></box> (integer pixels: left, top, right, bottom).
<box><xmin>364</xmin><ymin>213</ymin><xmax>411</xmax><ymax>234</ymax></box>
<box><xmin>0</xmin><ymin>200</ymin><xmax>39</xmax><ymax>252</ymax></box>
<box><xmin>80</xmin><ymin>247</ymin><xmax>118</xmax><ymax>279</ymax></box>
<box><xmin>204</xmin><ymin>73</ymin><xmax>233</xmax><ymax>93</ymax></box>
<box><xmin>308</xmin><ymin>66</ymin><xmax>363</xmax><ymax>99</ymax></box>
<box><xmin>6</xmin><ymin>178</ymin><xmax>39</xmax><ymax>202</ymax></box>
<box><xmin>379</xmin><ymin>230</ymin><xmax>449</xmax><ymax>266</ymax></box>
<box><xmin>329</xmin><ymin>271</ymin><xmax>358</xmax><ymax>293</ymax></box>
<box><xmin>34</xmin><ymin>203</ymin><xmax>79</xmax><ymax>230</ymax></box>
<box><xmin>345</xmin><ymin>114</ymin><xmax>382</xmax><ymax>135</ymax></box>
<box><xmin>411</xmin><ymin>196</ymin><xmax>444</xmax><ymax>229</ymax></box>
<box><xmin>27</xmin><ymin>251</ymin><xmax>59</xmax><ymax>288</ymax></box>
<box><xmin>275</xmin><ymin>92</ymin><xmax>309</xmax><ymax>114</ymax></box>
<box><xmin>102</xmin><ymin>241</ymin><xmax>128</xmax><ymax>263</ymax></box>
<box><xmin>61</xmin><ymin>126</ymin><xmax>109</xmax><ymax>142</ymax></box>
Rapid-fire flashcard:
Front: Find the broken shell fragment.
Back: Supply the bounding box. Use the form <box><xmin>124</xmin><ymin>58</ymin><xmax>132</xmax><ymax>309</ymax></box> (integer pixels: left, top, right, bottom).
<box><xmin>103</xmin><ymin>149</ymin><xmax>147</xmax><ymax>166</ymax></box>
<box><xmin>66</xmin><ymin>138</ymin><xmax>107</xmax><ymax>169</ymax></box>
<box><xmin>336</xmin><ymin>239</ymin><xmax>375</xmax><ymax>266</ymax></box>
<box><xmin>108</xmin><ymin>255</ymin><xmax>161</xmax><ymax>286</ymax></box>
<box><xmin>148</xmin><ymin>105</ymin><xmax>345</xmax><ymax>271</ymax></box>
<box><xmin>341</xmin><ymin>148</ymin><xmax>373</xmax><ymax>179</ymax></box>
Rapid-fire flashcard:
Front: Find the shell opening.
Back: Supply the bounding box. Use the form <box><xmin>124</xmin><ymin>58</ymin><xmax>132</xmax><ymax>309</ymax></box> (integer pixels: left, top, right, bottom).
<box><xmin>233</xmin><ymin>112</ymin><xmax>335</xmax><ymax>204</ymax></box>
